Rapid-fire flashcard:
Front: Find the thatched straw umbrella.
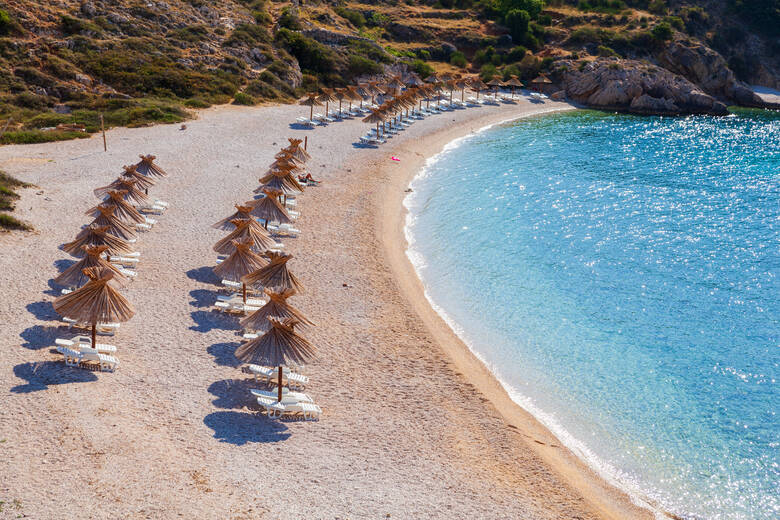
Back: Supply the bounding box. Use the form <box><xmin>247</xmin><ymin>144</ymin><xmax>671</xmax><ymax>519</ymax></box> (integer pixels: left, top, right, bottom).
<box><xmin>213</xmin><ymin>237</ymin><xmax>268</xmax><ymax>303</ymax></box>
<box><xmin>470</xmin><ymin>78</ymin><xmax>487</xmax><ymax>102</ymax></box>
<box><xmin>283</xmin><ymin>138</ymin><xmax>310</xmax><ymax>162</ymax></box>
<box><xmin>63</xmin><ymin>225</ymin><xmax>135</xmax><ymax>257</ymax></box>
<box><xmin>122</xmin><ymin>165</ymin><xmax>155</xmax><ymax>191</ymax></box>
<box><xmin>257</xmin><ymin>169</ymin><xmax>305</xmax><ymax>201</ymax></box>
<box><xmin>487</xmin><ymin>77</ymin><xmax>504</xmax><ymax>100</ymax></box>
<box><xmin>363</xmin><ymin>108</ymin><xmax>386</xmax><ymax>138</ymax></box>
<box><xmin>530</xmin><ymin>73</ymin><xmax>552</xmax><ymax>92</ymax></box>
<box><xmin>87</xmin><ymin>191</ymin><xmax>146</xmax><ymax>224</ymax></box>
<box><xmin>246</xmin><ymin>189</ymin><xmax>292</xmax><ymax>228</ymax></box>
<box><xmin>299</xmin><ymin>93</ymin><xmax>321</xmax><ymax>121</ymax></box>
<box><xmin>54</xmin><ymin>245</ymin><xmax>128</xmax><ymax>289</ymax></box>
<box><xmin>213</xmin><ymin>205</ymin><xmax>255</xmax><ymax>231</ymax></box>
<box><xmin>241</xmin><ymin>251</ymin><xmax>302</xmax><ymax>294</ymax></box>
<box><xmin>366</xmin><ymin>81</ymin><xmax>385</xmax><ymax>104</ymax></box>
<box><xmin>135</xmin><ymin>155</ymin><xmax>167</xmax><ymax>178</ymax></box>
<box><xmin>53</xmin><ymin>267</ymin><xmax>135</xmax><ymax>348</ymax></box>
<box><xmin>88</xmin><ymin>205</ymin><xmax>137</xmax><ymax>241</ymax></box>
<box><xmin>385</xmin><ymin>76</ymin><xmax>405</xmax><ymax>98</ymax></box>
<box><xmin>505</xmin><ymin>76</ymin><xmax>524</xmax><ymax>98</ymax></box>
<box><xmin>94</xmin><ymin>177</ymin><xmax>148</xmax><ymax>205</ymax></box>
<box><xmin>235</xmin><ymin>317</ymin><xmax>316</xmax><ymax>401</ymax></box>
<box><xmin>334</xmin><ymin>87</ymin><xmax>349</xmax><ymax>116</ymax></box>
<box><xmin>213</xmin><ymin>219</ymin><xmax>279</xmax><ymax>255</ymax></box>
<box><xmin>240</xmin><ymin>288</ymin><xmax>313</xmax><ymax>332</ymax></box>
<box><xmin>317</xmin><ymin>88</ymin><xmax>337</xmax><ymax>118</ymax></box>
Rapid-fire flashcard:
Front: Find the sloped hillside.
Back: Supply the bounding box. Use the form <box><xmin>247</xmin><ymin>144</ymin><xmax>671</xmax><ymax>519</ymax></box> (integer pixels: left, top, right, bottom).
<box><xmin>0</xmin><ymin>0</ymin><xmax>776</xmax><ymax>143</ymax></box>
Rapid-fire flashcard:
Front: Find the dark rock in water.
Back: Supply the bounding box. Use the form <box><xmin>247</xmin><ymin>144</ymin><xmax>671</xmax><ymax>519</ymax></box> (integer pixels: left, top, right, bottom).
<box><xmin>556</xmin><ymin>58</ymin><xmax>728</xmax><ymax>116</ymax></box>
<box><xmin>550</xmin><ymin>90</ymin><xmax>566</xmax><ymax>101</ymax></box>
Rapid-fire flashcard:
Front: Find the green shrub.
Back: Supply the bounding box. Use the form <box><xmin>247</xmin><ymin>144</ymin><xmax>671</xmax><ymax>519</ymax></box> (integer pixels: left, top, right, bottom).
<box><xmin>278</xmin><ymin>8</ymin><xmax>302</xmax><ymax>30</ymax></box>
<box><xmin>450</xmin><ymin>51</ymin><xmax>468</xmax><ymax>68</ymax></box>
<box><xmin>651</xmin><ymin>21</ymin><xmax>673</xmax><ymax>41</ymax></box>
<box><xmin>346</xmin><ymin>40</ymin><xmax>392</xmax><ymax>63</ymax></box>
<box><xmin>60</xmin><ymin>15</ymin><xmax>100</xmax><ymax>36</ymax></box>
<box><xmin>169</xmin><ymin>25</ymin><xmax>209</xmax><ymax>42</ymax></box>
<box><xmin>347</xmin><ymin>55</ymin><xmax>383</xmax><ymax>77</ymax></box>
<box><xmin>245</xmin><ymin>79</ymin><xmax>284</xmax><ymax>100</ymax></box>
<box><xmin>13</xmin><ymin>92</ymin><xmax>48</xmax><ymax>109</ymax></box>
<box><xmin>225</xmin><ymin>23</ymin><xmax>271</xmax><ymax>46</ymax></box>
<box><xmin>0</xmin><ymin>9</ymin><xmax>12</xmax><ymax>36</ymax></box>
<box><xmin>232</xmin><ymin>92</ymin><xmax>257</xmax><ymax>105</ymax></box>
<box><xmin>665</xmin><ymin>16</ymin><xmax>684</xmax><ymax>30</ymax></box>
<box><xmin>184</xmin><ymin>98</ymin><xmax>211</xmax><ymax>108</ymax></box>
<box><xmin>411</xmin><ymin>59</ymin><xmax>435</xmax><ymax>78</ymax></box>
<box><xmin>417</xmin><ymin>49</ymin><xmax>432</xmax><ymax>60</ymax></box>
<box><xmin>505</xmin><ymin>9</ymin><xmax>531</xmax><ymax>42</ymax></box>
<box><xmin>598</xmin><ymin>45</ymin><xmax>618</xmax><ymax>56</ymax></box>
<box><xmin>502</xmin><ymin>64</ymin><xmax>521</xmax><ymax>80</ymax></box>
<box><xmin>0</xmin><ymin>213</ymin><xmax>30</xmax><ymax>231</ymax></box>
<box><xmin>648</xmin><ymin>0</ymin><xmax>666</xmax><ymax>15</ymax></box>
<box><xmin>479</xmin><ymin>63</ymin><xmax>498</xmax><ymax>80</ymax></box>
<box><xmin>275</xmin><ymin>29</ymin><xmax>337</xmax><ymax>75</ymax></box>
<box><xmin>0</xmin><ymin>129</ymin><xmax>90</xmax><ymax>145</ymax></box>
<box><xmin>335</xmin><ymin>7</ymin><xmax>366</xmax><ymax>28</ymax></box>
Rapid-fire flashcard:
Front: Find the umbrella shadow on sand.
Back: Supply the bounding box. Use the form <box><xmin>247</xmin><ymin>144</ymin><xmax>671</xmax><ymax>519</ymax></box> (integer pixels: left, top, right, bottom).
<box><xmin>186</xmin><ymin>266</ymin><xmax>219</xmax><ymax>284</ymax></box>
<box><xmin>207</xmin><ymin>341</ymin><xmax>242</xmax><ymax>367</ymax></box>
<box><xmin>11</xmin><ymin>361</ymin><xmax>98</xmax><ymax>393</ymax></box>
<box><xmin>20</xmin><ymin>324</ymin><xmax>60</xmax><ymax>350</ymax></box>
<box><xmin>44</xmin><ymin>279</ymin><xmax>65</xmax><ymax>297</ymax></box>
<box><xmin>26</xmin><ymin>301</ymin><xmax>58</xmax><ymax>321</ymax></box>
<box><xmin>207</xmin><ymin>378</ymin><xmax>256</xmax><ymax>409</ymax></box>
<box><xmin>203</xmin><ymin>411</ymin><xmax>290</xmax><ymax>445</ymax></box>
<box><xmin>189</xmin><ymin>310</ymin><xmax>240</xmax><ymax>333</ymax></box>
<box><xmin>53</xmin><ymin>258</ymin><xmax>76</xmax><ymax>273</ymax></box>
<box><xmin>189</xmin><ymin>289</ymin><xmax>215</xmax><ymax>309</ymax></box>
<box><xmin>288</xmin><ymin>123</ymin><xmax>316</xmax><ymax>130</ymax></box>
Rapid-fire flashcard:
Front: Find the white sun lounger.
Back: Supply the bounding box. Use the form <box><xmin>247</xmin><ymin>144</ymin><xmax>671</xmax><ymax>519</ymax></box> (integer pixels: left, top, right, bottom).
<box><xmin>213</xmin><ymin>301</ymin><xmax>261</xmax><ymax>314</ymax></box>
<box><xmin>217</xmin><ymin>294</ymin><xmax>266</xmax><ymax>306</ymax></box>
<box><xmin>79</xmin><ymin>347</ymin><xmax>119</xmax><ymax>371</ymax></box>
<box><xmin>55</xmin><ymin>336</ymin><xmax>117</xmax><ymax>354</ymax></box>
<box><xmin>250</xmin><ymin>388</ymin><xmax>315</xmax><ymax>404</ymax></box>
<box><xmin>136</xmin><ymin>222</ymin><xmax>152</xmax><ymax>231</ymax></box>
<box><xmin>62</xmin><ymin>318</ymin><xmax>119</xmax><ymax>335</ymax></box>
<box><xmin>109</xmin><ymin>256</ymin><xmax>139</xmax><ymax>267</ymax></box>
<box><xmin>56</xmin><ymin>346</ymin><xmax>83</xmax><ymax>366</ymax></box>
<box><xmin>295</xmin><ymin>116</ymin><xmax>316</xmax><ymax>127</ymax></box>
<box><xmin>267</xmin><ymin>223</ymin><xmax>300</xmax><ymax>236</ymax></box>
<box><xmin>247</xmin><ymin>364</ymin><xmax>308</xmax><ymax>389</ymax></box>
<box><xmin>257</xmin><ymin>397</ymin><xmax>322</xmax><ymax>420</ymax></box>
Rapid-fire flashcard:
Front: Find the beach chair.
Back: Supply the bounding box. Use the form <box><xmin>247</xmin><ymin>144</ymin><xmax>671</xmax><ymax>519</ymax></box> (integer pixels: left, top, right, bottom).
<box><xmin>213</xmin><ymin>301</ymin><xmax>261</xmax><ymax>314</ymax></box>
<box><xmin>136</xmin><ymin>222</ymin><xmax>152</xmax><ymax>232</ymax></box>
<box><xmin>250</xmin><ymin>388</ymin><xmax>315</xmax><ymax>404</ymax></box>
<box><xmin>56</xmin><ymin>345</ymin><xmax>83</xmax><ymax>366</ymax></box>
<box><xmin>247</xmin><ymin>364</ymin><xmax>308</xmax><ymax>390</ymax></box>
<box><xmin>295</xmin><ymin>116</ymin><xmax>316</xmax><ymax>127</ymax></box>
<box><xmin>217</xmin><ymin>294</ymin><xmax>266</xmax><ymax>306</ymax></box>
<box><xmin>109</xmin><ymin>256</ymin><xmax>139</xmax><ymax>267</ymax></box>
<box><xmin>55</xmin><ymin>336</ymin><xmax>117</xmax><ymax>354</ymax></box>
<box><xmin>78</xmin><ymin>347</ymin><xmax>119</xmax><ymax>371</ymax></box>
<box><xmin>268</xmin><ymin>223</ymin><xmax>300</xmax><ymax>237</ymax></box>
<box><xmin>62</xmin><ymin>318</ymin><xmax>119</xmax><ymax>335</ymax></box>
<box><xmin>257</xmin><ymin>397</ymin><xmax>322</xmax><ymax>420</ymax></box>
<box><xmin>138</xmin><ymin>204</ymin><xmax>165</xmax><ymax>215</ymax></box>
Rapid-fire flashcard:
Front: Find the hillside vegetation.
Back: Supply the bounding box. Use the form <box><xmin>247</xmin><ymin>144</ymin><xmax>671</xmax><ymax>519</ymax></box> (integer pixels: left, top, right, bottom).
<box><xmin>0</xmin><ymin>0</ymin><xmax>777</xmax><ymax>142</ymax></box>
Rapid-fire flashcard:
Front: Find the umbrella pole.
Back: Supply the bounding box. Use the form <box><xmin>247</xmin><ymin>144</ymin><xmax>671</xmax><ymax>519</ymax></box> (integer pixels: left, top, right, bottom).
<box><xmin>310</xmin><ymin>105</ymin><xmax>313</xmax><ymax>120</ymax></box>
<box><xmin>91</xmin><ymin>323</ymin><xmax>96</xmax><ymax>348</ymax></box>
<box><xmin>242</xmin><ymin>282</ymin><xmax>247</xmax><ymax>304</ymax></box>
<box><xmin>278</xmin><ymin>366</ymin><xmax>283</xmax><ymax>402</ymax></box>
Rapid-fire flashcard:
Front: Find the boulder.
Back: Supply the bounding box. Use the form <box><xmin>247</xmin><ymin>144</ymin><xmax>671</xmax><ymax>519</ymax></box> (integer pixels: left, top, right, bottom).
<box><xmin>550</xmin><ymin>90</ymin><xmax>566</xmax><ymax>100</ymax></box>
<box><xmin>629</xmin><ymin>94</ymin><xmax>678</xmax><ymax>114</ymax></box>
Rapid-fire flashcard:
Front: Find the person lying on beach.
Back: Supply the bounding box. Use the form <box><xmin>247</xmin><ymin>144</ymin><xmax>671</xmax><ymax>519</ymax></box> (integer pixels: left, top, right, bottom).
<box><xmin>298</xmin><ymin>173</ymin><xmax>320</xmax><ymax>184</ymax></box>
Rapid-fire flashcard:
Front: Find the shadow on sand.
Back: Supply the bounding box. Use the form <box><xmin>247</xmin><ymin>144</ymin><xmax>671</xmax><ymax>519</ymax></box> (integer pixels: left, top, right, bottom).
<box><xmin>189</xmin><ymin>288</ymin><xmax>215</xmax><ymax>309</ymax></box>
<box><xmin>288</xmin><ymin>123</ymin><xmax>316</xmax><ymax>130</ymax></box>
<box><xmin>19</xmin><ymin>324</ymin><xmax>61</xmax><ymax>350</ymax></box>
<box><xmin>186</xmin><ymin>266</ymin><xmax>218</xmax><ymax>284</ymax></box>
<box><xmin>11</xmin><ymin>361</ymin><xmax>98</xmax><ymax>393</ymax></box>
<box><xmin>189</xmin><ymin>310</ymin><xmax>239</xmax><ymax>333</ymax></box>
<box><xmin>203</xmin><ymin>411</ymin><xmax>290</xmax><ymax>445</ymax></box>
<box><xmin>208</xmin><ymin>378</ymin><xmax>257</xmax><ymax>410</ymax></box>
<box><xmin>207</xmin><ymin>341</ymin><xmax>241</xmax><ymax>368</ymax></box>
<box><xmin>26</xmin><ymin>301</ymin><xmax>58</xmax><ymax>321</ymax></box>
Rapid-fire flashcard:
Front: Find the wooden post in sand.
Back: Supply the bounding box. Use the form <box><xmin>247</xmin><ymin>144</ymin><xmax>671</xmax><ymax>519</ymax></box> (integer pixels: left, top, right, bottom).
<box><xmin>0</xmin><ymin>118</ymin><xmax>12</xmax><ymax>141</ymax></box>
<box><xmin>304</xmin><ymin>136</ymin><xmax>307</xmax><ymax>150</ymax></box>
<box><xmin>278</xmin><ymin>366</ymin><xmax>283</xmax><ymax>402</ymax></box>
<box><xmin>100</xmin><ymin>114</ymin><xmax>106</xmax><ymax>152</ymax></box>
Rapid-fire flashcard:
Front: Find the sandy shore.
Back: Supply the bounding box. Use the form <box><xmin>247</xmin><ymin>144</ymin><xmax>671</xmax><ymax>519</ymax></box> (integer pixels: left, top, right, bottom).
<box><xmin>0</xmin><ymin>97</ymin><xmax>653</xmax><ymax>519</ymax></box>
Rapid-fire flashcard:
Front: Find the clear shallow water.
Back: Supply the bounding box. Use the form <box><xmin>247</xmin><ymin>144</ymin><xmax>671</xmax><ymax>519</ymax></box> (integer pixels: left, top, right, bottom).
<box><xmin>405</xmin><ymin>109</ymin><xmax>779</xmax><ymax>519</ymax></box>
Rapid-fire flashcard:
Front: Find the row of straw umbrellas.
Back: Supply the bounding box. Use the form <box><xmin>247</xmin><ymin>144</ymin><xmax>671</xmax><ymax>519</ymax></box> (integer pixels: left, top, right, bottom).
<box><xmin>300</xmin><ymin>72</ymin><xmax>553</xmax><ymax>137</ymax></box>
<box><xmin>50</xmin><ymin>155</ymin><xmax>168</xmax><ymax>365</ymax></box>
<box><xmin>209</xmin><ymin>138</ymin><xmax>318</xmax><ymax>406</ymax></box>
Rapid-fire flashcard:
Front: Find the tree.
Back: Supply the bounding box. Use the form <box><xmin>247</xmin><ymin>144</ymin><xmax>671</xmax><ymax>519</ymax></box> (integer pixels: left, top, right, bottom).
<box><xmin>500</xmin><ymin>0</ymin><xmax>544</xmax><ymax>19</ymax></box>
<box><xmin>505</xmin><ymin>9</ymin><xmax>531</xmax><ymax>42</ymax></box>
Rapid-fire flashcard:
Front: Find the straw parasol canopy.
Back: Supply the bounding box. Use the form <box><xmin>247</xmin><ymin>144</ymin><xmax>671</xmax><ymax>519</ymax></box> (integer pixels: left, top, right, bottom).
<box><xmin>241</xmin><ymin>251</ymin><xmax>302</xmax><ymax>294</ymax></box>
<box><xmin>244</xmin><ymin>189</ymin><xmax>291</xmax><ymax>228</ymax></box>
<box><xmin>299</xmin><ymin>93</ymin><xmax>322</xmax><ymax>120</ymax></box>
<box><xmin>362</xmin><ymin>108</ymin><xmax>387</xmax><ymax>137</ymax></box>
<box><xmin>88</xmin><ymin>205</ymin><xmax>137</xmax><ymax>241</ymax></box>
<box><xmin>87</xmin><ymin>190</ymin><xmax>146</xmax><ymax>224</ymax></box>
<box><xmin>135</xmin><ymin>154</ymin><xmax>167</xmax><ymax>177</ymax></box>
<box><xmin>53</xmin><ymin>267</ymin><xmax>135</xmax><ymax>347</ymax></box>
<box><xmin>258</xmin><ymin>165</ymin><xmax>305</xmax><ymax>195</ymax></box>
<box><xmin>54</xmin><ymin>245</ymin><xmax>128</xmax><ymax>289</ymax></box>
<box><xmin>234</xmin><ymin>316</ymin><xmax>316</xmax><ymax>401</ymax></box>
<box><xmin>505</xmin><ymin>76</ymin><xmax>524</xmax><ymax>98</ymax></box>
<box><xmin>213</xmin><ymin>237</ymin><xmax>268</xmax><ymax>302</ymax></box>
<box><xmin>63</xmin><ymin>225</ymin><xmax>135</xmax><ymax>257</ymax></box>
<box><xmin>317</xmin><ymin>88</ymin><xmax>337</xmax><ymax>117</ymax></box>
<box><xmin>470</xmin><ymin>77</ymin><xmax>488</xmax><ymax>100</ymax></box>
<box><xmin>486</xmin><ymin>77</ymin><xmax>504</xmax><ymax>99</ymax></box>
<box><xmin>94</xmin><ymin>177</ymin><xmax>148</xmax><ymax>205</ymax></box>
<box><xmin>213</xmin><ymin>218</ymin><xmax>279</xmax><ymax>255</ymax></box>
<box><xmin>531</xmin><ymin>73</ymin><xmax>552</xmax><ymax>92</ymax></box>
<box><xmin>213</xmin><ymin>204</ymin><xmax>255</xmax><ymax>231</ymax></box>
<box><xmin>240</xmin><ymin>288</ymin><xmax>313</xmax><ymax>332</ymax></box>
<box><xmin>122</xmin><ymin>165</ymin><xmax>156</xmax><ymax>191</ymax></box>
<box><xmin>284</xmin><ymin>138</ymin><xmax>311</xmax><ymax>162</ymax></box>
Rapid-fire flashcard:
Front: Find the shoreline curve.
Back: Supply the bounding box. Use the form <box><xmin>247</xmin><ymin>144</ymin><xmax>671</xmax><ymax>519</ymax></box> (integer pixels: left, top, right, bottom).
<box><xmin>372</xmin><ymin>104</ymin><xmax>661</xmax><ymax>520</ymax></box>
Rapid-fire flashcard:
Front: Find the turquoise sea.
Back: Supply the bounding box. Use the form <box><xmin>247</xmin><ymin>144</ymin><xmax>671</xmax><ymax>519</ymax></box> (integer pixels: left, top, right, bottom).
<box><xmin>404</xmin><ymin>109</ymin><xmax>779</xmax><ymax>519</ymax></box>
